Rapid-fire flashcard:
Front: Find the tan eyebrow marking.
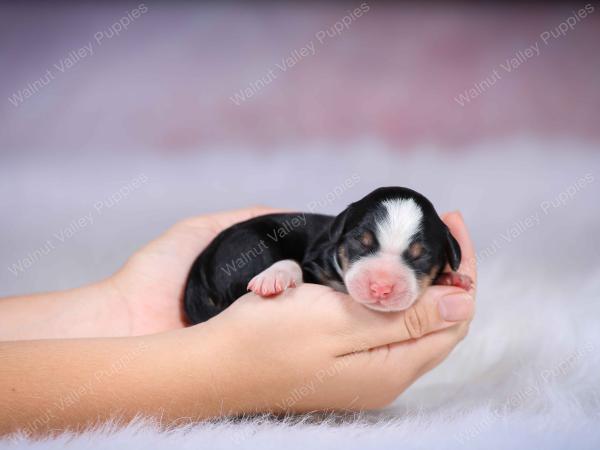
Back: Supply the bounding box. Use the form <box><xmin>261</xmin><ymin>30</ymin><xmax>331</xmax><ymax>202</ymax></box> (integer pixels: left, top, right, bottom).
<box><xmin>360</xmin><ymin>231</ymin><xmax>374</xmax><ymax>247</ymax></box>
<box><xmin>408</xmin><ymin>242</ymin><xmax>423</xmax><ymax>258</ymax></box>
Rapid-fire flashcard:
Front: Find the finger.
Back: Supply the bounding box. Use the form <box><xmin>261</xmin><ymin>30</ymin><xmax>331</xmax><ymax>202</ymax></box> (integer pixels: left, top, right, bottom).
<box><xmin>332</xmin><ymin>285</ymin><xmax>474</xmax><ymax>355</ymax></box>
<box><xmin>387</xmin><ymin>320</ymin><xmax>469</xmax><ymax>379</ymax></box>
<box><xmin>155</xmin><ymin>206</ymin><xmax>293</xmax><ymax>275</ymax></box>
<box><xmin>167</xmin><ymin>206</ymin><xmax>287</xmax><ymax>251</ymax></box>
<box><xmin>355</xmin><ymin>326</ymin><xmax>466</xmax><ymax>399</ymax></box>
<box><xmin>329</xmin><ymin>324</ymin><xmax>469</xmax><ymax>408</ymax></box>
<box><xmin>441</xmin><ymin>211</ymin><xmax>477</xmax><ymax>290</ymax></box>
<box><xmin>207</xmin><ymin>206</ymin><xmax>288</xmax><ymax>230</ymax></box>
<box><xmin>183</xmin><ymin>205</ymin><xmax>287</xmax><ymax>232</ymax></box>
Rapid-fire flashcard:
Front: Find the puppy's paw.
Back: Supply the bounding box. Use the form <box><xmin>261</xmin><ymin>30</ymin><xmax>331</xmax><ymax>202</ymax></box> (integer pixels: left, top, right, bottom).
<box><xmin>247</xmin><ymin>260</ymin><xmax>303</xmax><ymax>297</ymax></box>
<box><xmin>247</xmin><ymin>271</ymin><xmax>296</xmax><ymax>297</ymax></box>
<box><xmin>435</xmin><ymin>272</ymin><xmax>474</xmax><ymax>291</ymax></box>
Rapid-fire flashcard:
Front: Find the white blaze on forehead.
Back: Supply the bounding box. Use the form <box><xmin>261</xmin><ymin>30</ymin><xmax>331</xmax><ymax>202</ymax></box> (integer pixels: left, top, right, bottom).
<box><xmin>376</xmin><ymin>198</ymin><xmax>423</xmax><ymax>253</ymax></box>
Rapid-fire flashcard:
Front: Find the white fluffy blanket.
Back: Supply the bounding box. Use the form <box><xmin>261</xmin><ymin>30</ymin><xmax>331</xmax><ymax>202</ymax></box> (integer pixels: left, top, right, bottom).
<box><xmin>1</xmin><ymin>138</ymin><xmax>599</xmax><ymax>449</ymax></box>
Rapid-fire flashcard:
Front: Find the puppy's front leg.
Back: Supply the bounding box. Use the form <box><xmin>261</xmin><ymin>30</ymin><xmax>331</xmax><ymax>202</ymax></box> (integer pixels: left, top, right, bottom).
<box><xmin>435</xmin><ymin>272</ymin><xmax>473</xmax><ymax>291</ymax></box>
<box><xmin>247</xmin><ymin>260</ymin><xmax>303</xmax><ymax>297</ymax></box>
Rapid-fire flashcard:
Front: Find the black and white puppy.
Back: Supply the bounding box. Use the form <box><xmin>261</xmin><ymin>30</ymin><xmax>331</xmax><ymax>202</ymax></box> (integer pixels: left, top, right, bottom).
<box><xmin>184</xmin><ymin>187</ymin><xmax>472</xmax><ymax>324</ymax></box>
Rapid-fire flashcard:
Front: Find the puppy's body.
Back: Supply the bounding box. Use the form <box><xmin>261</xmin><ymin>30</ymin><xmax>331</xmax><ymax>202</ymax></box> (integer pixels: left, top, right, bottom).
<box><xmin>184</xmin><ymin>187</ymin><xmax>471</xmax><ymax>324</ymax></box>
<box><xmin>184</xmin><ymin>213</ymin><xmax>340</xmax><ymax>323</ymax></box>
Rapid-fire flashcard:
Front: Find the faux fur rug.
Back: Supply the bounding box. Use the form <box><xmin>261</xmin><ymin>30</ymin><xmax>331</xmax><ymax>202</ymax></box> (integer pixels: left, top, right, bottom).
<box><xmin>1</xmin><ymin>138</ymin><xmax>599</xmax><ymax>448</ymax></box>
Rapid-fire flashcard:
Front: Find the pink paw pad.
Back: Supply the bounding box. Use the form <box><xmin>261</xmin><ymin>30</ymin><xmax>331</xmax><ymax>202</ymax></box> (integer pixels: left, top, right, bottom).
<box><xmin>247</xmin><ymin>270</ymin><xmax>297</xmax><ymax>297</ymax></box>
<box><xmin>435</xmin><ymin>272</ymin><xmax>474</xmax><ymax>291</ymax></box>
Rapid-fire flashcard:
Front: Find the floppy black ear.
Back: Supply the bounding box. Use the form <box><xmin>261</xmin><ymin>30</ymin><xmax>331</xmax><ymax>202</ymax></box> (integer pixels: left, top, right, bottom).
<box><xmin>445</xmin><ymin>226</ymin><xmax>462</xmax><ymax>271</ymax></box>
<box><xmin>329</xmin><ymin>207</ymin><xmax>350</xmax><ymax>242</ymax></box>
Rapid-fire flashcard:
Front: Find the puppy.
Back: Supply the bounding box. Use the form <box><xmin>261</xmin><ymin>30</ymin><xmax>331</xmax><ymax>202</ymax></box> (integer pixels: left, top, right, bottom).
<box><xmin>184</xmin><ymin>187</ymin><xmax>472</xmax><ymax>324</ymax></box>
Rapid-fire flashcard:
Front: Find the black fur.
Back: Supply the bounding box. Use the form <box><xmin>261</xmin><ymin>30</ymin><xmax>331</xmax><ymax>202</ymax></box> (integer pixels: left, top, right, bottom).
<box><xmin>184</xmin><ymin>187</ymin><xmax>461</xmax><ymax>324</ymax></box>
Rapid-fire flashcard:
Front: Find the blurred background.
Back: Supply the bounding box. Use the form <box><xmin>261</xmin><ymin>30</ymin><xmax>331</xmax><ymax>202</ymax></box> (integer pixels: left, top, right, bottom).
<box><xmin>1</xmin><ymin>1</ymin><xmax>599</xmax><ymax>296</ymax></box>
<box><xmin>2</xmin><ymin>3</ymin><xmax>600</xmax><ymax>446</ymax></box>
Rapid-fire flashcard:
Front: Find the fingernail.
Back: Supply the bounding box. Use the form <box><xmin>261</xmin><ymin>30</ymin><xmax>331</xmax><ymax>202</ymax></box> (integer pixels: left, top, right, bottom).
<box><xmin>439</xmin><ymin>293</ymin><xmax>472</xmax><ymax>321</ymax></box>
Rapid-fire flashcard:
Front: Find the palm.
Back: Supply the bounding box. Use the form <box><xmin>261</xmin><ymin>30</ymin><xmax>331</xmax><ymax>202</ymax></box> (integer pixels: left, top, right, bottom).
<box><xmin>110</xmin><ymin>207</ymin><xmax>278</xmax><ymax>335</ymax></box>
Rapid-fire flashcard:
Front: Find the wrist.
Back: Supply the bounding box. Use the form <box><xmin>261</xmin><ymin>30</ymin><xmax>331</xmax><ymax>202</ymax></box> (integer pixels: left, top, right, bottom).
<box><xmin>143</xmin><ymin>324</ymin><xmax>246</xmax><ymax>420</ymax></box>
<box><xmin>53</xmin><ymin>278</ymin><xmax>132</xmax><ymax>339</ymax></box>
<box><xmin>0</xmin><ymin>279</ymin><xmax>129</xmax><ymax>341</ymax></box>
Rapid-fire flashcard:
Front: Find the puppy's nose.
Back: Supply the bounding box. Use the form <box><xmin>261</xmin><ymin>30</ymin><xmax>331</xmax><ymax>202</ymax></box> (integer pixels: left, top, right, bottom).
<box><xmin>369</xmin><ymin>282</ymin><xmax>394</xmax><ymax>299</ymax></box>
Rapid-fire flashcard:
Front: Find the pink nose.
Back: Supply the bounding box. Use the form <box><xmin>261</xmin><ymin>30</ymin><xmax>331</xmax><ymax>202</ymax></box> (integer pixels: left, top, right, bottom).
<box><xmin>369</xmin><ymin>282</ymin><xmax>394</xmax><ymax>299</ymax></box>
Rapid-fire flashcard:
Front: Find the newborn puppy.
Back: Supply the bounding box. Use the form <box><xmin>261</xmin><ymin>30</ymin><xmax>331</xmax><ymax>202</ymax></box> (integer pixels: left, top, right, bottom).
<box><xmin>184</xmin><ymin>187</ymin><xmax>472</xmax><ymax>324</ymax></box>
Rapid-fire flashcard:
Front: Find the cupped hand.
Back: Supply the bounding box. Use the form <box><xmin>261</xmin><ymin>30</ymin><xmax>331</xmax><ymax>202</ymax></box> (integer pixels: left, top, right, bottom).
<box><xmin>107</xmin><ymin>206</ymin><xmax>281</xmax><ymax>335</ymax></box>
<box><xmin>0</xmin><ymin>208</ymin><xmax>476</xmax><ymax>432</ymax></box>
<box><xmin>177</xmin><ymin>211</ymin><xmax>477</xmax><ymax>413</ymax></box>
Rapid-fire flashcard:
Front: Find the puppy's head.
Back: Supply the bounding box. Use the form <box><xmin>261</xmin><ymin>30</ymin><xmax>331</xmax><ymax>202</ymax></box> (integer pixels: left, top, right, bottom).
<box><xmin>330</xmin><ymin>187</ymin><xmax>461</xmax><ymax>312</ymax></box>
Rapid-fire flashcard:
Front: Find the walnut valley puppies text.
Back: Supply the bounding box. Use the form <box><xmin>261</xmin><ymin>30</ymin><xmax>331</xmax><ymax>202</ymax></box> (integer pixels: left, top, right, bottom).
<box><xmin>7</xmin><ymin>174</ymin><xmax>149</xmax><ymax>277</ymax></box>
<box><xmin>229</xmin><ymin>2</ymin><xmax>370</xmax><ymax>105</ymax></box>
<box><xmin>454</xmin><ymin>3</ymin><xmax>595</xmax><ymax>106</ymax></box>
<box><xmin>184</xmin><ymin>187</ymin><xmax>473</xmax><ymax>324</ymax></box>
<box><xmin>477</xmin><ymin>173</ymin><xmax>594</xmax><ymax>264</ymax></box>
<box><xmin>7</xmin><ymin>4</ymin><xmax>148</xmax><ymax>108</ymax></box>
<box><xmin>219</xmin><ymin>174</ymin><xmax>360</xmax><ymax>277</ymax></box>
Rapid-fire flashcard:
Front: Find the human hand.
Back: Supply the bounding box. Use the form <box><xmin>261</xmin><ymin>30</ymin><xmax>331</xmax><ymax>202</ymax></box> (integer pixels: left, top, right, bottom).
<box><xmin>0</xmin><ymin>212</ymin><xmax>475</xmax><ymax>435</ymax></box>
<box><xmin>183</xmin><ymin>211</ymin><xmax>476</xmax><ymax>413</ymax></box>
<box><xmin>0</xmin><ymin>207</ymin><xmax>283</xmax><ymax>341</ymax></box>
<box><xmin>106</xmin><ymin>206</ymin><xmax>281</xmax><ymax>336</ymax></box>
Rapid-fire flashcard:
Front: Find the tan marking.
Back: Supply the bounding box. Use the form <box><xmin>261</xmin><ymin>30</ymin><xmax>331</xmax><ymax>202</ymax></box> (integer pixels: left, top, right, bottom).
<box><xmin>360</xmin><ymin>231</ymin><xmax>374</xmax><ymax>247</ymax></box>
<box><xmin>429</xmin><ymin>264</ymin><xmax>440</xmax><ymax>280</ymax></box>
<box><xmin>418</xmin><ymin>264</ymin><xmax>439</xmax><ymax>292</ymax></box>
<box><xmin>408</xmin><ymin>242</ymin><xmax>423</xmax><ymax>258</ymax></box>
<box><xmin>338</xmin><ymin>246</ymin><xmax>350</xmax><ymax>272</ymax></box>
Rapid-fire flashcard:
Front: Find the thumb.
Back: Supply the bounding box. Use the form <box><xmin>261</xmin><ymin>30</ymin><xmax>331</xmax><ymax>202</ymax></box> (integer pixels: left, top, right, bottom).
<box><xmin>336</xmin><ymin>285</ymin><xmax>474</xmax><ymax>353</ymax></box>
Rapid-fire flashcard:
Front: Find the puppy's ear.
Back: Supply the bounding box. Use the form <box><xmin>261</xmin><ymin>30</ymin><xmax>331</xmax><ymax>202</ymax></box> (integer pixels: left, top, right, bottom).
<box><xmin>445</xmin><ymin>226</ymin><xmax>462</xmax><ymax>271</ymax></box>
<box><xmin>329</xmin><ymin>207</ymin><xmax>351</xmax><ymax>242</ymax></box>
